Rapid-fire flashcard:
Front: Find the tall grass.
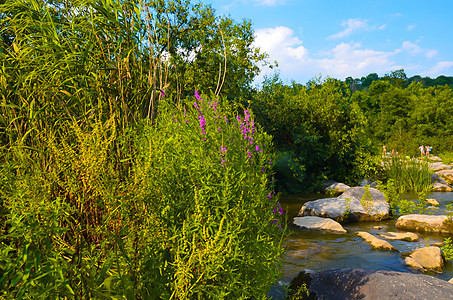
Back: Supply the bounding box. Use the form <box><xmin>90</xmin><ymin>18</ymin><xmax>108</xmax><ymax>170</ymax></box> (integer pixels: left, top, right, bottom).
<box><xmin>381</xmin><ymin>154</ymin><xmax>432</xmax><ymax>194</ymax></box>
<box><xmin>0</xmin><ymin>0</ymin><xmax>287</xmax><ymax>298</ymax></box>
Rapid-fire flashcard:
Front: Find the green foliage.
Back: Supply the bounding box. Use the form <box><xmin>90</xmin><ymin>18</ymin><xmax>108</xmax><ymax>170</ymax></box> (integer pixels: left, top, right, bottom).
<box><xmin>0</xmin><ymin>0</ymin><xmax>285</xmax><ymax>298</ymax></box>
<box><xmin>441</xmin><ymin>237</ymin><xmax>453</xmax><ymax>262</ymax></box>
<box><xmin>381</xmin><ymin>154</ymin><xmax>432</xmax><ymax>194</ymax></box>
<box><xmin>438</xmin><ymin>152</ymin><xmax>453</xmax><ymax>164</ymax></box>
<box><xmin>0</xmin><ymin>93</ymin><xmax>287</xmax><ymax>298</ymax></box>
<box><xmin>360</xmin><ymin>187</ymin><xmax>374</xmax><ymax>214</ymax></box>
<box><xmin>252</xmin><ymin>75</ymin><xmax>374</xmax><ymax>191</ymax></box>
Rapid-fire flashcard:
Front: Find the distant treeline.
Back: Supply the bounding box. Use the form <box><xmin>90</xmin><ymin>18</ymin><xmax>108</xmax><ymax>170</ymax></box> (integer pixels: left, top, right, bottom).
<box><xmin>251</xmin><ymin>70</ymin><xmax>453</xmax><ymax>192</ymax></box>
<box><xmin>345</xmin><ymin>69</ymin><xmax>453</xmax><ymax>92</ymax></box>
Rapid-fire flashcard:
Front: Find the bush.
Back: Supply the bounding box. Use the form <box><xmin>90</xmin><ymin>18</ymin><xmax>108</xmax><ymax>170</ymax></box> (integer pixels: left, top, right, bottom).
<box><xmin>0</xmin><ymin>93</ymin><xmax>286</xmax><ymax>298</ymax></box>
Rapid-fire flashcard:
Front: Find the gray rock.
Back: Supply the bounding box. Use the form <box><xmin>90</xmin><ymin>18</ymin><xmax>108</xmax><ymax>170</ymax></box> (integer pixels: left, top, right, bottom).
<box><xmin>430</xmin><ymin>162</ymin><xmax>452</xmax><ymax>171</ymax></box>
<box><xmin>437</xmin><ymin>169</ymin><xmax>453</xmax><ymax>184</ymax></box>
<box><xmin>432</xmin><ymin>181</ymin><xmax>453</xmax><ymax>192</ymax></box>
<box><xmin>298</xmin><ymin>187</ymin><xmax>390</xmax><ymax>222</ymax></box>
<box><xmin>288</xmin><ymin>268</ymin><xmax>453</xmax><ymax>300</ymax></box>
<box><xmin>395</xmin><ymin>214</ymin><xmax>453</xmax><ymax>234</ymax></box>
<box><xmin>431</xmin><ymin>173</ymin><xmax>450</xmax><ymax>185</ymax></box>
<box><xmin>293</xmin><ymin>216</ymin><xmax>347</xmax><ymax>234</ymax></box>
<box><xmin>404</xmin><ymin>246</ymin><xmax>444</xmax><ymax>273</ymax></box>
<box><xmin>322</xmin><ymin>180</ymin><xmax>350</xmax><ymax>195</ymax></box>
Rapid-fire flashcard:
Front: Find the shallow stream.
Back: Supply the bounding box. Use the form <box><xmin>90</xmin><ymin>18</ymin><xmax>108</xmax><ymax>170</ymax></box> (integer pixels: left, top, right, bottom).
<box><xmin>279</xmin><ymin>192</ymin><xmax>453</xmax><ymax>283</ymax></box>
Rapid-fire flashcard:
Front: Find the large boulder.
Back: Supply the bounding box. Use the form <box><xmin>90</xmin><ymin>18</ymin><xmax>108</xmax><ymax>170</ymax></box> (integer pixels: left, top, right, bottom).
<box><xmin>395</xmin><ymin>214</ymin><xmax>453</xmax><ymax>234</ymax></box>
<box><xmin>293</xmin><ymin>216</ymin><xmax>347</xmax><ymax>234</ymax></box>
<box><xmin>404</xmin><ymin>246</ymin><xmax>445</xmax><ymax>273</ymax></box>
<box><xmin>356</xmin><ymin>232</ymin><xmax>398</xmax><ymax>251</ymax></box>
<box><xmin>298</xmin><ymin>187</ymin><xmax>390</xmax><ymax>223</ymax></box>
<box><xmin>288</xmin><ymin>268</ymin><xmax>453</xmax><ymax>300</ymax></box>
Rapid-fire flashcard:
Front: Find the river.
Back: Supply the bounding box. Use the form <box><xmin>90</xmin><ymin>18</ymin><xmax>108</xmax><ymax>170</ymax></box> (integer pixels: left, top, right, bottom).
<box><xmin>279</xmin><ymin>192</ymin><xmax>453</xmax><ymax>284</ymax></box>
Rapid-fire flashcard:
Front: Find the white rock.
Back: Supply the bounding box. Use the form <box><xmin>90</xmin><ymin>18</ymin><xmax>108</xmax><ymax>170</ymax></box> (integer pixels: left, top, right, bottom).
<box><xmin>395</xmin><ymin>214</ymin><xmax>453</xmax><ymax>234</ymax></box>
<box><xmin>293</xmin><ymin>216</ymin><xmax>347</xmax><ymax>234</ymax></box>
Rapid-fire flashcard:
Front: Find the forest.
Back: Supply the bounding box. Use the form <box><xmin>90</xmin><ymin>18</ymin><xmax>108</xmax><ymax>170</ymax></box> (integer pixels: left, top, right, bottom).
<box><xmin>0</xmin><ymin>0</ymin><xmax>452</xmax><ymax>298</ymax></box>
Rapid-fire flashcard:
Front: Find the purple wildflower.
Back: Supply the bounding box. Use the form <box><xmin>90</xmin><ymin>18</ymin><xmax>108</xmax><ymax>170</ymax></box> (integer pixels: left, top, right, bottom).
<box><xmin>194</xmin><ymin>90</ymin><xmax>202</xmax><ymax>101</ymax></box>
<box><xmin>199</xmin><ymin>115</ymin><xmax>206</xmax><ymax>134</ymax></box>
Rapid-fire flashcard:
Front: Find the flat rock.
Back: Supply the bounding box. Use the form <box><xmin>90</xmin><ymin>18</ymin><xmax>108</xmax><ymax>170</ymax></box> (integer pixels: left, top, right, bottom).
<box><xmin>449</xmin><ymin>278</ymin><xmax>453</xmax><ymax>284</ymax></box>
<box><xmin>430</xmin><ymin>162</ymin><xmax>452</xmax><ymax>171</ymax></box>
<box><xmin>356</xmin><ymin>231</ymin><xmax>398</xmax><ymax>251</ymax></box>
<box><xmin>404</xmin><ymin>246</ymin><xmax>444</xmax><ymax>273</ymax></box>
<box><xmin>293</xmin><ymin>216</ymin><xmax>347</xmax><ymax>234</ymax></box>
<box><xmin>288</xmin><ymin>268</ymin><xmax>453</xmax><ymax>300</ymax></box>
<box><xmin>428</xmin><ymin>155</ymin><xmax>443</xmax><ymax>162</ymax></box>
<box><xmin>378</xmin><ymin>231</ymin><xmax>419</xmax><ymax>242</ymax></box>
<box><xmin>298</xmin><ymin>187</ymin><xmax>390</xmax><ymax>223</ymax></box>
<box><xmin>426</xmin><ymin>198</ymin><xmax>440</xmax><ymax>206</ymax></box>
<box><xmin>395</xmin><ymin>214</ymin><xmax>453</xmax><ymax>234</ymax></box>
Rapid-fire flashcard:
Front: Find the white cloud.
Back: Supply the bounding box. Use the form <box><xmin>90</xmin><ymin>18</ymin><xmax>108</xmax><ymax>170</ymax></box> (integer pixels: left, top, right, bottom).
<box><xmin>400</xmin><ymin>41</ymin><xmax>438</xmax><ymax>59</ymax></box>
<box><xmin>252</xmin><ymin>0</ymin><xmax>285</xmax><ymax>6</ymax></box>
<box><xmin>402</xmin><ymin>41</ymin><xmax>423</xmax><ymax>55</ymax></box>
<box><xmin>407</xmin><ymin>24</ymin><xmax>416</xmax><ymax>31</ymax></box>
<box><xmin>426</xmin><ymin>50</ymin><xmax>438</xmax><ymax>59</ymax></box>
<box><xmin>254</xmin><ymin>25</ymin><xmax>449</xmax><ymax>83</ymax></box>
<box><xmin>328</xmin><ymin>18</ymin><xmax>368</xmax><ymax>39</ymax></box>
<box><xmin>254</xmin><ymin>26</ymin><xmax>400</xmax><ymax>82</ymax></box>
<box><xmin>423</xmin><ymin>61</ymin><xmax>453</xmax><ymax>76</ymax></box>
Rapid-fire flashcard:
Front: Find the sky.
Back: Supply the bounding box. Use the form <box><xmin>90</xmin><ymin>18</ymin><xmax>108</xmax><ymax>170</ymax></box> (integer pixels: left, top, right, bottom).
<box><xmin>202</xmin><ymin>0</ymin><xmax>453</xmax><ymax>85</ymax></box>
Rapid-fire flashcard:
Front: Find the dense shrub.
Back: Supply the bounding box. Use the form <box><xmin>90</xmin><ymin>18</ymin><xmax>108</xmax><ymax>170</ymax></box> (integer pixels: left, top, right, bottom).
<box><xmin>0</xmin><ymin>93</ymin><xmax>286</xmax><ymax>298</ymax></box>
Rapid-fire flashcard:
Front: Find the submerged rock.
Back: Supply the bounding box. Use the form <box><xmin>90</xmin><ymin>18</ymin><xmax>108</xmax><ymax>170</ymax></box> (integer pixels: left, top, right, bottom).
<box><xmin>404</xmin><ymin>246</ymin><xmax>445</xmax><ymax>273</ymax></box>
<box><xmin>395</xmin><ymin>214</ymin><xmax>453</xmax><ymax>234</ymax></box>
<box><xmin>298</xmin><ymin>187</ymin><xmax>390</xmax><ymax>223</ymax></box>
<box><xmin>356</xmin><ymin>231</ymin><xmax>398</xmax><ymax>251</ymax></box>
<box><xmin>293</xmin><ymin>216</ymin><xmax>347</xmax><ymax>234</ymax></box>
<box><xmin>288</xmin><ymin>268</ymin><xmax>453</xmax><ymax>300</ymax></box>
<box><xmin>378</xmin><ymin>231</ymin><xmax>419</xmax><ymax>242</ymax></box>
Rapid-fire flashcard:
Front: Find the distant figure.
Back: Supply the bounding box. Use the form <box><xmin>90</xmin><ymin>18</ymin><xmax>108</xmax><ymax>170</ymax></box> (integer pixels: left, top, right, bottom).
<box><xmin>382</xmin><ymin>145</ymin><xmax>387</xmax><ymax>156</ymax></box>
<box><xmin>419</xmin><ymin>145</ymin><xmax>425</xmax><ymax>157</ymax></box>
<box><xmin>426</xmin><ymin>146</ymin><xmax>432</xmax><ymax>157</ymax></box>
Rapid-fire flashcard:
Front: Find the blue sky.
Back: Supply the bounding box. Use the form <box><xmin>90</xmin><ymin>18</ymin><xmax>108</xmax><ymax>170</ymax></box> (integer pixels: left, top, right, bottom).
<box><xmin>202</xmin><ymin>0</ymin><xmax>453</xmax><ymax>84</ymax></box>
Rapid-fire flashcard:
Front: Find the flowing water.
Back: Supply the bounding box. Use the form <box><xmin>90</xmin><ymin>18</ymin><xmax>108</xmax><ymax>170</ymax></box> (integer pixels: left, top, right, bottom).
<box><xmin>279</xmin><ymin>192</ymin><xmax>453</xmax><ymax>284</ymax></box>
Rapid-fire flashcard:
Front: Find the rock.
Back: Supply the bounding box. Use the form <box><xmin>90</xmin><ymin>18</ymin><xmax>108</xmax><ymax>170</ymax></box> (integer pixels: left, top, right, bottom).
<box><xmin>293</xmin><ymin>216</ymin><xmax>347</xmax><ymax>234</ymax></box>
<box><xmin>431</xmin><ymin>173</ymin><xmax>450</xmax><ymax>185</ymax></box>
<box><xmin>426</xmin><ymin>198</ymin><xmax>440</xmax><ymax>206</ymax></box>
<box><xmin>432</xmin><ymin>181</ymin><xmax>453</xmax><ymax>192</ymax></box>
<box><xmin>428</xmin><ymin>155</ymin><xmax>443</xmax><ymax>162</ymax></box>
<box><xmin>356</xmin><ymin>232</ymin><xmax>398</xmax><ymax>251</ymax></box>
<box><xmin>358</xmin><ymin>178</ymin><xmax>377</xmax><ymax>187</ymax></box>
<box><xmin>373</xmin><ymin>226</ymin><xmax>383</xmax><ymax>230</ymax></box>
<box><xmin>298</xmin><ymin>187</ymin><xmax>390</xmax><ymax>223</ymax></box>
<box><xmin>395</xmin><ymin>214</ymin><xmax>453</xmax><ymax>234</ymax></box>
<box><xmin>288</xmin><ymin>268</ymin><xmax>453</xmax><ymax>300</ymax></box>
<box><xmin>430</xmin><ymin>161</ymin><xmax>452</xmax><ymax>171</ymax></box>
<box><xmin>449</xmin><ymin>278</ymin><xmax>453</xmax><ymax>284</ymax></box>
<box><xmin>378</xmin><ymin>231</ymin><xmax>419</xmax><ymax>242</ymax></box>
<box><xmin>404</xmin><ymin>246</ymin><xmax>444</xmax><ymax>273</ymax></box>
<box><xmin>437</xmin><ymin>170</ymin><xmax>453</xmax><ymax>184</ymax></box>
<box><xmin>322</xmin><ymin>180</ymin><xmax>350</xmax><ymax>195</ymax></box>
